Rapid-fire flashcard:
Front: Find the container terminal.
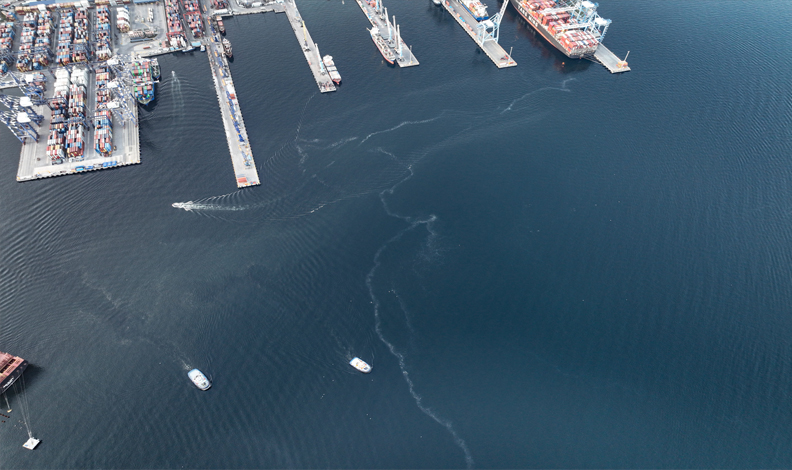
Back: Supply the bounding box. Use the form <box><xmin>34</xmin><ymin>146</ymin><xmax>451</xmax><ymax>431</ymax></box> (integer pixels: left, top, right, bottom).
<box><xmin>355</xmin><ymin>0</ymin><xmax>418</xmax><ymax>67</ymax></box>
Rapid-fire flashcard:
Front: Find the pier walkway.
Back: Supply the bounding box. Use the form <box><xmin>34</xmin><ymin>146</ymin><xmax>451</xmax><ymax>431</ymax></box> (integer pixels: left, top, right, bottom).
<box><xmin>283</xmin><ymin>0</ymin><xmax>336</xmax><ymax>93</ymax></box>
<box><xmin>207</xmin><ymin>37</ymin><xmax>261</xmax><ymax>188</ymax></box>
<box><xmin>592</xmin><ymin>45</ymin><xmax>630</xmax><ymax>73</ymax></box>
<box><xmin>441</xmin><ymin>0</ymin><xmax>515</xmax><ymax>69</ymax></box>
<box><xmin>355</xmin><ymin>0</ymin><xmax>419</xmax><ymax>67</ymax></box>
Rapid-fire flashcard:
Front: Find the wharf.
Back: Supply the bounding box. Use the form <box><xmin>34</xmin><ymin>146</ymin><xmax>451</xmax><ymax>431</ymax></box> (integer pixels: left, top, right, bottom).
<box><xmin>16</xmin><ymin>73</ymin><xmax>141</xmax><ymax>182</ymax></box>
<box><xmin>206</xmin><ymin>37</ymin><xmax>260</xmax><ymax>188</ymax></box>
<box><xmin>282</xmin><ymin>0</ymin><xmax>336</xmax><ymax>93</ymax></box>
<box><xmin>355</xmin><ymin>0</ymin><xmax>419</xmax><ymax>67</ymax></box>
<box><xmin>440</xmin><ymin>0</ymin><xmax>516</xmax><ymax>68</ymax></box>
<box><xmin>592</xmin><ymin>45</ymin><xmax>630</xmax><ymax>73</ymax></box>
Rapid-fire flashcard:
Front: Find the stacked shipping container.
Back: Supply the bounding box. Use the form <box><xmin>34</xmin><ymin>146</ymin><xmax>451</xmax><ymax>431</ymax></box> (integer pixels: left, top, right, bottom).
<box><xmin>56</xmin><ymin>8</ymin><xmax>73</xmax><ymax>66</ymax></box>
<box><xmin>47</xmin><ymin>69</ymin><xmax>70</xmax><ymax>163</ymax></box>
<box><xmin>72</xmin><ymin>8</ymin><xmax>89</xmax><ymax>63</ymax></box>
<box><xmin>182</xmin><ymin>0</ymin><xmax>203</xmax><ymax>38</ymax></box>
<box><xmin>116</xmin><ymin>7</ymin><xmax>130</xmax><ymax>33</ymax></box>
<box><xmin>0</xmin><ymin>22</ymin><xmax>14</xmax><ymax>74</ymax></box>
<box><xmin>15</xmin><ymin>13</ymin><xmax>37</xmax><ymax>72</ymax></box>
<box><xmin>95</xmin><ymin>5</ymin><xmax>112</xmax><ymax>60</ymax></box>
<box><xmin>164</xmin><ymin>0</ymin><xmax>187</xmax><ymax>49</ymax></box>
<box><xmin>93</xmin><ymin>65</ymin><xmax>113</xmax><ymax>155</ymax></box>
<box><xmin>518</xmin><ymin>0</ymin><xmax>600</xmax><ymax>56</ymax></box>
<box><xmin>131</xmin><ymin>59</ymin><xmax>154</xmax><ymax>105</ymax></box>
<box><xmin>32</xmin><ymin>10</ymin><xmax>53</xmax><ymax>70</ymax></box>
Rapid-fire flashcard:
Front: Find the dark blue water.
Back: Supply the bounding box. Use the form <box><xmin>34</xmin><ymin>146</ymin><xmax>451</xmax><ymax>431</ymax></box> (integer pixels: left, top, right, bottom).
<box><xmin>1</xmin><ymin>0</ymin><xmax>791</xmax><ymax>467</ymax></box>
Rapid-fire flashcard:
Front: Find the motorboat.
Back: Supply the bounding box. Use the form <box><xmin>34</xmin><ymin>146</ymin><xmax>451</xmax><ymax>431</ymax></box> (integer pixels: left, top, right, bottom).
<box><xmin>188</xmin><ymin>369</ymin><xmax>211</xmax><ymax>390</ymax></box>
<box><xmin>349</xmin><ymin>357</ymin><xmax>371</xmax><ymax>373</ymax></box>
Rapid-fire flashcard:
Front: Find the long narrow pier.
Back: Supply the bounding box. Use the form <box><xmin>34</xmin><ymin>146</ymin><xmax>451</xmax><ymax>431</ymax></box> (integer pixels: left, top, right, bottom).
<box><xmin>592</xmin><ymin>45</ymin><xmax>630</xmax><ymax>73</ymax></box>
<box><xmin>355</xmin><ymin>0</ymin><xmax>419</xmax><ymax>67</ymax></box>
<box><xmin>283</xmin><ymin>0</ymin><xmax>336</xmax><ymax>93</ymax></box>
<box><xmin>441</xmin><ymin>0</ymin><xmax>516</xmax><ymax>68</ymax></box>
<box><xmin>206</xmin><ymin>37</ymin><xmax>260</xmax><ymax>188</ymax></box>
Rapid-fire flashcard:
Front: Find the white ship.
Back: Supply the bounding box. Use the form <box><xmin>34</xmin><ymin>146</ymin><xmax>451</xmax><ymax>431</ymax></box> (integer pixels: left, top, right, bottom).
<box><xmin>460</xmin><ymin>0</ymin><xmax>489</xmax><ymax>20</ymax></box>
<box><xmin>349</xmin><ymin>357</ymin><xmax>372</xmax><ymax>373</ymax></box>
<box><xmin>188</xmin><ymin>369</ymin><xmax>211</xmax><ymax>390</ymax></box>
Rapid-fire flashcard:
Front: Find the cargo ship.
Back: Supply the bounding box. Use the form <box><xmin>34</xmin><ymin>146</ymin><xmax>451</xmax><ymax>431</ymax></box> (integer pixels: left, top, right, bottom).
<box><xmin>322</xmin><ymin>55</ymin><xmax>341</xmax><ymax>85</ymax></box>
<box><xmin>509</xmin><ymin>0</ymin><xmax>611</xmax><ymax>59</ymax></box>
<box><xmin>460</xmin><ymin>0</ymin><xmax>489</xmax><ymax>21</ymax></box>
<box><xmin>131</xmin><ymin>59</ymin><xmax>155</xmax><ymax>105</ymax></box>
<box><xmin>222</xmin><ymin>37</ymin><xmax>232</xmax><ymax>58</ymax></box>
<box><xmin>216</xmin><ymin>17</ymin><xmax>225</xmax><ymax>35</ymax></box>
<box><xmin>0</xmin><ymin>351</ymin><xmax>28</xmax><ymax>394</ymax></box>
<box><xmin>368</xmin><ymin>27</ymin><xmax>395</xmax><ymax>64</ymax></box>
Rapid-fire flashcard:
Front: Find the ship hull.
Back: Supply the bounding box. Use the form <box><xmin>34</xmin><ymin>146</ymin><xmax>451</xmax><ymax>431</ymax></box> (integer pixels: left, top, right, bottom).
<box><xmin>0</xmin><ymin>359</ymin><xmax>28</xmax><ymax>394</ymax></box>
<box><xmin>370</xmin><ymin>33</ymin><xmax>394</xmax><ymax>64</ymax></box>
<box><xmin>508</xmin><ymin>0</ymin><xmax>591</xmax><ymax>59</ymax></box>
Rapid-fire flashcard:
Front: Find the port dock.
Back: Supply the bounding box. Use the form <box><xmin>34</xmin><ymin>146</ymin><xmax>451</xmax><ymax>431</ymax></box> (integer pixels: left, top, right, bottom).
<box><xmin>441</xmin><ymin>0</ymin><xmax>516</xmax><ymax>68</ymax></box>
<box><xmin>592</xmin><ymin>45</ymin><xmax>630</xmax><ymax>73</ymax></box>
<box><xmin>355</xmin><ymin>0</ymin><xmax>419</xmax><ymax>67</ymax></box>
<box><xmin>283</xmin><ymin>0</ymin><xmax>336</xmax><ymax>93</ymax></box>
<box><xmin>207</xmin><ymin>37</ymin><xmax>260</xmax><ymax>187</ymax></box>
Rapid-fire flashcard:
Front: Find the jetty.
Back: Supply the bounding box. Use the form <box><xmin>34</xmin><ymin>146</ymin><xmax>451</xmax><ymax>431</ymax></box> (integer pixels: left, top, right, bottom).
<box><xmin>440</xmin><ymin>0</ymin><xmax>516</xmax><ymax>68</ymax></box>
<box><xmin>592</xmin><ymin>45</ymin><xmax>630</xmax><ymax>73</ymax></box>
<box><xmin>355</xmin><ymin>0</ymin><xmax>419</xmax><ymax>67</ymax></box>
<box><xmin>207</xmin><ymin>38</ymin><xmax>260</xmax><ymax>187</ymax></box>
<box><xmin>283</xmin><ymin>0</ymin><xmax>336</xmax><ymax>93</ymax></box>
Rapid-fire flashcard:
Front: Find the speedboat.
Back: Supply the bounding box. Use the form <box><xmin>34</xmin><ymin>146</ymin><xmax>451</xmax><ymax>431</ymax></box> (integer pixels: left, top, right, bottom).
<box><xmin>188</xmin><ymin>369</ymin><xmax>211</xmax><ymax>390</ymax></box>
<box><xmin>349</xmin><ymin>357</ymin><xmax>371</xmax><ymax>373</ymax></box>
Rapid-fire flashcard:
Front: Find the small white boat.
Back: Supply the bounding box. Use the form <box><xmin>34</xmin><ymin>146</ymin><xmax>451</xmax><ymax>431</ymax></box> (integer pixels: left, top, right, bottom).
<box><xmin>432</xmin><ymin>0</ymin><xmax>441</xmax><ymax>5</ymax></box>
<box><xmin>200</xmin><ymin>44</ymin><xmax>206</xmax><ymax>52</ymax></box>
<box><xmin>349</xmin><ymin>357</ymin><xmax>371</xmax><ymax>373</ymax></box>
<box><xmin>188</xmin><ymin>369</ymin><xmax>211</xmax><ymax>390</ymax></box>
<box><xmin>23</xmin><ymin>437</ymin><xmax>40</xmax><ymax>450</ymax></box>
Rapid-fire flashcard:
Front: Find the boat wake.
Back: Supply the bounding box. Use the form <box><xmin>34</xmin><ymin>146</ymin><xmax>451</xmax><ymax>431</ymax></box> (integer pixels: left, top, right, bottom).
<box><xmin>360</xmin><ymin>114</ymin><xmax>445</xmax><ymax>144</ymax></box>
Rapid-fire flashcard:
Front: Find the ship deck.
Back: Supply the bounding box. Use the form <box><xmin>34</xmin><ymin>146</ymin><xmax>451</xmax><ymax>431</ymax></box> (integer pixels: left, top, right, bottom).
<box><xmin>440</xmin><ymin>0</ymin><xmax>516</xmax><ymax>69</ymax></box>
<box><xmin>355</xmin><ymin>0</ymin><xmax>419</xmax><ymax>68</ymax></box>
<box><xmin>592</xmin><ymin>44</ymin><xmax>630</xmax><ymax>73</ymax></box>
<box><xmin>206</xmin><ymin>37</ymin><xmax>261</xmax><ymax>188</ymax></box>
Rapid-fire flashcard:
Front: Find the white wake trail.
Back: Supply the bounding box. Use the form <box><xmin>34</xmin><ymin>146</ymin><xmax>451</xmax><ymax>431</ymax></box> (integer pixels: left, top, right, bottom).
<box><xmin>366</xmin><ymin>216</ymin><xmax>475</xmax><ymax>469</ymax></box>
<box><xmin>360</xmin><ymin>115</ymin><xmax>444</xmax><ymax>145</ymax></box>
<box><xmin>501</xmin><ymin>77</ymin><xmax>575</xmax><ymax>113</ymax></box>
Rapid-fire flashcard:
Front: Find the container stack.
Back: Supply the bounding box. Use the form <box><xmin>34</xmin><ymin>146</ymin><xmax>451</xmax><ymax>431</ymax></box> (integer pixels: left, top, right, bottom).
<box><xmin>182</xmin><ymin>0</ymin><xmax>203</xmax><ymax>38</ymax></box>
<box><xmin>95</xmin><ymin>5</ymin><xmax>112</xmax><ymax>60</ymax></box>
<box><xmin>116</xmin><ymin>7</ymin><xmax>130</xmax><ymax>33</ymax></box>
<box><xmin>47</xmin><ymin>69</ymin><xmax>70</xmax><ymax>164</ymax></box>
<box><xmin>519</xmin><ymin>0</ymin><xmax>601</xmax><ymax>56</ymax></box>
<box><xmin>131</xmin><ymin>59</ymin><xmax>154</xmax><ymax>105</ymax></box>
<box><xmin>164</xmin><ymin>0</ymin><xmax>186</xmax><ymax>48</ymax></box>
<box><xmin>56</xmin><ymin>8</ymin><xmax>73</xmax><ymax>66</ymax></box>
<box><xmin>212</xmin><ymin>0</ymin><xmax>228</xmax><ymax>9</ymax></box>
<box><xmin>0</xmin><ymin>22</ymin><xmax>14</xmax><ymax>74</ymax></box>
<box><xmin>15</xmin><ymin>13</ymin><xmax>37</xmax><ymax>72</ymax></box>
<box><xmin>72</xmin><ymin>8</ymin><xmax>89</xmax><ymax>63</ymax></box>
<box><xmin>94</xmin><ymin>65</ymin><xmax>113</xmax><ymax>155</ymax></box>
<box><xmin>32</xmin><ymin>10</ymin><xmax>53</xmax><ymax>70</ymax></box>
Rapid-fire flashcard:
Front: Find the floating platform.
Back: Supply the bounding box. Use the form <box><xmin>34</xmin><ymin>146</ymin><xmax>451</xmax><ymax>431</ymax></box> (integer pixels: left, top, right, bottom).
<box><xmin>23</xmin><ymin>437</ymin><xmax>40</xmax><ymax>450</ymax></box>
<box><xmin>592</xmin><ymin>45</ymin><xmax>630</xmax><ymax>73</ymax></box>
<box><xmin>441</xmin><ymin>0</ymin><xmax>516</xmax><ymax>68</ymax></box>
<box><xmin>207</xmin><ymin>38</ymin><xmax>261</xmax><ymax>188</ymax></box>
<box><xmin>355</xmin><ymin>0</ymin><xmax>419</xmax><ymax>67</ymax></box>
<box><xmin>283</xmin><ymin>0</ymin><xmax>337</xmax><ymax>93</ymax></box>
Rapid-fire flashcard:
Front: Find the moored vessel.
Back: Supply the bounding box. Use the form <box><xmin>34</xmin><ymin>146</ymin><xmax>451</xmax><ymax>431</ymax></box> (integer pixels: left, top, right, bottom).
<box><xmin>0</xmin><ymin>351</ymin><xmax>28</xmax><ymax>394</ymax></box>
<box><xmin>188</xmin><ymin>369</ymin><xmax>211</xmax><ymax>390</ymax></box>
<box><xmin>509</xmin><ymin>0</ymin><xmax>611</xmax><ymax>59</ymax></box>
<box><xmin>368</xmin><ymin>27</ymin><xmax>395</xmax><ymax>64</ymax></box>
<box><xmin>216</xmin><ymin>17</ymin><xmax>225</xmax><ymax>34</ymax></box>
<box><xmin>349</xmin><ymin>357</ymin><xmax>372</xmax><ymax>373</ymax></box>
<box><xmin>222</xmin><ymin>37</ymin><xmax>232</xmax><ymax>58</ymax></box>
<box><xmin>460</xmin><ymin>0</ymin><xmax>489</xmax><ymax>21</ymax></box>
<box><xmin>151</xmin><ymin>58</ymin><xmax>161</xmax><ymax>80</ymax></box>
<box><xmin>131</xmin><ymin>59</ymin><xmax>155</xmax><ymax>105</ymax></box>
<box><xmin>322</xmin><ymin>55</ymin><xmax>341</xmax><ymax>85</ymax></box>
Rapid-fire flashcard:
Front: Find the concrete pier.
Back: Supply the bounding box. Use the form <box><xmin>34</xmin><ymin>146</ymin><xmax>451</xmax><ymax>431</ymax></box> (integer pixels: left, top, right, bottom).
<box><xmin>283</xmin><ymin>0</ymin><xmax>337</xmax><ymax>93</ymax></box>
<box><xmin>592</xmin><ymin>45</ymin><xmax>630</xmax><ymax>73</ymax></box>
<box><xmin>355</xmin><ymin>0</ymin><xmax>419</xmax><ymax>68</ymax></box>
<box><xmin>441</xmin><ymin>0</ymin><xmax>516</xmax><ymax>69</ymax></box>
<box><xmin>207</xmin><ymin>37</ymin><xmax>260</xmax><ymax>188</ymax></box>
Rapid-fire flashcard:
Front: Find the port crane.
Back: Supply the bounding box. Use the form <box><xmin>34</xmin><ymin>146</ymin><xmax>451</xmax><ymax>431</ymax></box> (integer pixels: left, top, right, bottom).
<box><xmin>476</xmin><ymin>0</ymin><xmax>509</xmax><ymax>44</ymax></box>
<box><xmin>0</xmin><ymin>93</ymin><xmax>43</xmax><ymax>143</ymax></box>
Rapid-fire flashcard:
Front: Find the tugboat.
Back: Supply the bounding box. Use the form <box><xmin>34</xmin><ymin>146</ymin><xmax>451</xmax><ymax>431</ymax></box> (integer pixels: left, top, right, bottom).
<box><xmin>151</xmin><ymin>58</ymin><xmax>161</xmax><ymax>80</ymax></box>
<box><xmin>222</xmin><ymin>37</ymin><xmax>232</xmax><ymax>58</ymax></box>
<box><xmin>188</xmin><ymin>369</ymin><xmax>211</xmax><ymax>390</ymax></box>
<box><xmin>349</xmin><ymin>357</ymin><xmax>372</xmax><ymax>373</ymax></box>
